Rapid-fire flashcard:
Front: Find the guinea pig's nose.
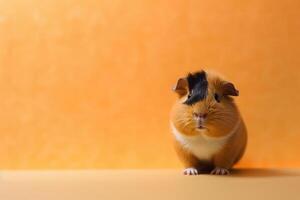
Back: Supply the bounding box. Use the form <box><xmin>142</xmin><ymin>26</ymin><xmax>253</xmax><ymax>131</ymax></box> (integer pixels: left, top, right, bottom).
<box><xmin>193</xmin><ymin>112</ymin><xmax>207</xmax><ymax>119</ymax></box>
<box><xmin>193</xmin><ymin>112</ymin><xmax>207</xmax><ymax>129</ymax></box>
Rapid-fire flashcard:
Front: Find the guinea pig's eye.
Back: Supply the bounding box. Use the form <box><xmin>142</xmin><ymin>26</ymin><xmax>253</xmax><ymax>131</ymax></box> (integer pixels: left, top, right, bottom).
<box><xmin>214</xmin><ymin>93</ymin><xmax>220</xmax><ymax>103</ymax></box>
<box><xmin>187</xmin><ymin>90</ymin><xmax>193</xmax><ymax>98</ymax></box>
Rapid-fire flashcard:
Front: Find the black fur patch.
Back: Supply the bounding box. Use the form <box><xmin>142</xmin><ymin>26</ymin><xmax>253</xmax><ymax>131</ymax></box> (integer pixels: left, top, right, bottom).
<box><xmin>184</xmin><ymin>71</ymin><xmax>208</xmax><ymax>105</ymax></box>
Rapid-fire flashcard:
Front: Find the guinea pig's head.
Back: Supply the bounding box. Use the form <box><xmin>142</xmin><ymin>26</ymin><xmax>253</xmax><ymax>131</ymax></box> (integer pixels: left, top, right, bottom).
<box><xmin>171</xmin><ymin>70</ymin><xmax>240</xmax><ymax>137</ymax></box>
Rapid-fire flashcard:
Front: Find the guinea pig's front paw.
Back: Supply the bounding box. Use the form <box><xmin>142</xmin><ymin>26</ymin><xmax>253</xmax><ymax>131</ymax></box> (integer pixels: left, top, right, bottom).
<box><xmin>183</xmin><ymin>167</ymin><xmax>199</xmax><ymax>175</ymax></box>
<box><xmin>210</xmin><ymin>167</ymin><xmax>230</xmax><ymax>175</ymax></box>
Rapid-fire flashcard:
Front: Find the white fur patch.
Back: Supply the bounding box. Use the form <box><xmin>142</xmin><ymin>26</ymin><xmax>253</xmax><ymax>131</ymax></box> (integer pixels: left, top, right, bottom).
<box><xmin>171</xmin><ymin>121</ymin><xmax>240</xmax><ymax>161</ymax></box>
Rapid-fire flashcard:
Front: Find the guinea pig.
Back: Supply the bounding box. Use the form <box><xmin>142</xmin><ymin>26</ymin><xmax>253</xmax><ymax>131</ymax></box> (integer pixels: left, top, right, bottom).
<box><xmin>170</xmin><ymin>70</ymin><xmax>247</xmax><ymax>175</ymax></box>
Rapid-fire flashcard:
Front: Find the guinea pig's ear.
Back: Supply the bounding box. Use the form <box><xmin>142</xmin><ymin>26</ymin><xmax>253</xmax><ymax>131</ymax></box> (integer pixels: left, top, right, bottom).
<box><xmin>172</xmin><ymin>78</ymin><xmax>188</xmax><ymax>96</ymax></box>
<box><xmin>221</xmin><ymin>82</ymin><xmax>239</xmax><ymax>96</ymax></box>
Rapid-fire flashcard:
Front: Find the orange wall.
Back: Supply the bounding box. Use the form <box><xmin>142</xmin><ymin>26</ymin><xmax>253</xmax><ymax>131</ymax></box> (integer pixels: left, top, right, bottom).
<box><xmin>0</xmin><ymin>0</ymin><xmax>299</xmax><ymax>169</ymax></box>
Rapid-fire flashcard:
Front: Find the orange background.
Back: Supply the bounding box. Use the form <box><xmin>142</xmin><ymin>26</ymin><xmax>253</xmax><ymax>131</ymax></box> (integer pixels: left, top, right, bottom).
<box><xmin>0</xmin><ymin>0</ymin><xmax>299</xmax><ymax>169</ymax></box>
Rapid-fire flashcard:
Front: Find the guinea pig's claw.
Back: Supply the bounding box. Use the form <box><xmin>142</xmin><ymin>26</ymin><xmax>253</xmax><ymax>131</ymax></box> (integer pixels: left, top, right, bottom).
<box><xmin>183</xmin><ymin>167</ymin><xmax>199</xmax><ymax>175</ymax></box>
<box><xmin>211</xmin><ymin>167</ymin><xmax>230</xmax><ymax>175</ymax></box>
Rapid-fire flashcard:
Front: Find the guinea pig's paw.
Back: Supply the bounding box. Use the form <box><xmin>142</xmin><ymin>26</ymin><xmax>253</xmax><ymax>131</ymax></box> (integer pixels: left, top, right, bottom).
<box><xmin>183</xmin><ymin>167</ymin><xmax>199</xmax><ymax>175</ymax></box>
<box><xmin>210</xmin><ymin>167</ymin><xmax>230</xmax><ymax>175</ymax></box>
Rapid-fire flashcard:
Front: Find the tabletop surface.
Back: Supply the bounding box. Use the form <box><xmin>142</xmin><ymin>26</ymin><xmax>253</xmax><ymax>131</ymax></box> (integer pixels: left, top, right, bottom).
<box><xmin>0</xmin><ymin>169</ymin><xmax>299</xmax><ymax>200</ymax></box>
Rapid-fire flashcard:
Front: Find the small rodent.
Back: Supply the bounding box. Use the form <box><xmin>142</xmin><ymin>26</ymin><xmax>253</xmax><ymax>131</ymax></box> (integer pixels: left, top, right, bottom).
<box><xmin>170</xmin><ymin>70</ymin><xmax>247</xmax><ymax>175</ymax></box>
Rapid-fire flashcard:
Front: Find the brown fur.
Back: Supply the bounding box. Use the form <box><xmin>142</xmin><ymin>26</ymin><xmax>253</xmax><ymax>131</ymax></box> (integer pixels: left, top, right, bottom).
<box><xmin>170</xmin><ymin>70</ymin><xmax>247</xmax><ymax>174</ymax></box>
